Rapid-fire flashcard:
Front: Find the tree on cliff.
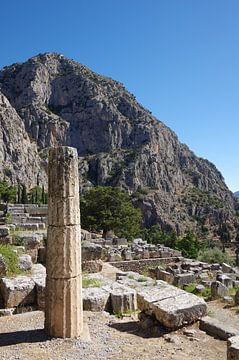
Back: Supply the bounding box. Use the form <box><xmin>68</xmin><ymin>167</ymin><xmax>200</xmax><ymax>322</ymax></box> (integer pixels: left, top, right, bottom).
<box><xmin>80</xmin><ymin>186</ymin><xmax>142</xmax><ymax>239</ymax></box>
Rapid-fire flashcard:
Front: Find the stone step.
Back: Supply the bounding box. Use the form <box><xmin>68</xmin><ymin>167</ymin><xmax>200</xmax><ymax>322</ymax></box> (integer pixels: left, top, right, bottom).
<box><xmin>200</xmin><ymin>316</ymin><xmax>239</xmax><ymax>340</ymax></box>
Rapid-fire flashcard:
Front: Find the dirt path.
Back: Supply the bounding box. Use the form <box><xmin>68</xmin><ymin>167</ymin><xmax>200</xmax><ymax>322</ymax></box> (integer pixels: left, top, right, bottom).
<box><xmin>0</xmin><ymin>310</ymin><xmax>226</xmax><ymax>360</ymax></box>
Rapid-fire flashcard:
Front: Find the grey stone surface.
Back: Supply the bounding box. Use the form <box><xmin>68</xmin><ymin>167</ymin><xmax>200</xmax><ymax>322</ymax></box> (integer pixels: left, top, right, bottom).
<box><xmin>82</xmin><ymin>241</ymin><xmax>103</xmax><ymax>261</ymax></box>
<box><xmin>18</xmin><ymin>254</ymin><xmax>33</xmax><ymax>271</ymax></box>
<box><xmin>0</xmin><ymin>276</ymin><xmax>36</xmax><ymax>308</ymax></box>
<box><xmin>83</xmin><ymin>287</ymin><xmax>110</xmax><ymax>312</ymax></box>
<box><xmin>135</xmin><ymin>280</ymin><xmax>207</xmax><ymax>330</ymax></box>
<box><xmin>200</xmin><ymin>316</ymin><xmax>239</xmax><ymax>340</ymax></box>
<box><xmin>228</xmin><ymin>336</ymin><xmax>239</xmax><ymax>360</ymax></box>
<box><xmin>109</xmin><ymin>283</ymin><xmax>137</xmax><ymax>314</ymax></box>
<box><xmin>217</xmin><ymin>274</ymin><xmax>233</xmax><ymax>288</ymax></box>
<box><xmin>211</xmin><ymin>281</ymin><xmax>229</xmax><ymax>299</ymax></box>
<box><xmin>173</xmin><ymin>272</ymin><xmax>196</xmax><ymax>286</ymax></box>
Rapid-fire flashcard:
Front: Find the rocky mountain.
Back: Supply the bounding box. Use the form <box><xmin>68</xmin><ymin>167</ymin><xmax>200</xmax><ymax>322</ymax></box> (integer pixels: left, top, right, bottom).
<box><xmin>234</xmin><ymin>192</ymin><xmax>239</xmax><ymax>198</ymax></box>
<box><xmin>0</xmin><ymin>53</ymin><xmax>237</xmax><ymax>235</ymax></box>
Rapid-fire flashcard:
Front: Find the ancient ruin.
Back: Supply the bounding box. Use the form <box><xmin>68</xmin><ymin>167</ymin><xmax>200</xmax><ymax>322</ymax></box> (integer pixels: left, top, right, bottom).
<box><xmin>44</xmin><ymin>146</ymin><xmax>83</xmax><ymax>338</ymax></box>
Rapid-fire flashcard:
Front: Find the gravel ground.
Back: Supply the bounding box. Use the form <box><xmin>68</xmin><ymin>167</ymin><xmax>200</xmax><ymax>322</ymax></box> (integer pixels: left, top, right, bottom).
<box><xmin>0</xmin><ymin>310</ymin><xmax>226</xmax><ymax>360</ymax></box>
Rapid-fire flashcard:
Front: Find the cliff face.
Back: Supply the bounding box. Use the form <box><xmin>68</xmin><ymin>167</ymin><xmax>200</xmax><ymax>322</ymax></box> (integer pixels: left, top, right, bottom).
<box><xmin>0</xmin><ymin>91</ymin><xmax>46</xmax><ymax>188</ymax></box>
<box><xmin>0</xmin><ymin>53</ymin><xmax>236</xmax><ymax>234</ymax></box>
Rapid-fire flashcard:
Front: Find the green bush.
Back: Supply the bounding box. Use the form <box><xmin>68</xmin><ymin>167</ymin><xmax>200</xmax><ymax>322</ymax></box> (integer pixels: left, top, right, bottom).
<box><xmin>0</xmin><ymin>245</ymin><xmax>21</xmax><ymax>276</ymax></box>
<box><xmin>197</xmin><ymin>247</ymin><xmax>233</xmax><ymax>265</ymax></box>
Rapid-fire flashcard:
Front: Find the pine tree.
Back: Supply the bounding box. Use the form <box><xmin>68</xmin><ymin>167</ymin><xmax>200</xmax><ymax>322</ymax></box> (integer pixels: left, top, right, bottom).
<box><xmin>21</xmin><ymin>185</ymin><xmax>28</xmax><ymax>204</ymax></box>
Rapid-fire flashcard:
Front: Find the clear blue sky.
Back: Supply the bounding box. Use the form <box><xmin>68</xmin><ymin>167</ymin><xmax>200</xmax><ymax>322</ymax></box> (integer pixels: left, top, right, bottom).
<box><xmin>1</xmin><ymin>0</ymin><xmax>238</xmax><ymax>191</ymax></box>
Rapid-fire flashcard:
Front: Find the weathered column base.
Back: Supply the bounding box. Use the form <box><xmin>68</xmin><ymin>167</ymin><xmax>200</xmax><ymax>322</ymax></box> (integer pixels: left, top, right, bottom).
<box><xmin>45</xmin><ymin>276</ymin><xmax>83</xmax><ymax>338</ymax></box>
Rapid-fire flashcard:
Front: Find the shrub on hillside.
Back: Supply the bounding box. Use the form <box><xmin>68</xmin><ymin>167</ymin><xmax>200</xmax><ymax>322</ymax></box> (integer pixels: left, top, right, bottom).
<box><xmin>197</xmin><ymin>247</ymin><xmax>233</xmax><ymax>265</ymax></box>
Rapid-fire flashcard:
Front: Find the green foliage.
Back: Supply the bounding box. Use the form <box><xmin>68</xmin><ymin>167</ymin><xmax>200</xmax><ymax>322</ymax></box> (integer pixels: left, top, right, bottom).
<box><xmin>5</xmin><ymin>212</ymin><xmax>12</xmax><ymax>224</ymax></box>
<box><xmin>197</xmin><ymin>247</ymin><xmax>233</xmax><ymax>265</ymax></box>
<box><xmin>183</xmin><ymin>283</ymin><xmax>211</xmax><ymax>301</ymax></box>
<box><xmin>176</xmin><ymin>230</ymin><xmax>201</xmax><ymax>259</ymax></box>
<box><xmin>81</xmin><ymin>186</ymin><xmax>142</xmax><ymax>239</ymax></box>
<box><xmin>21</xmin><ymin>185</ymin><xmax>28</xmax><ymax>204</ymax></box>
<box><xmin>0</xmin><ymin>181</ymin><xmax>17</xmax><ymax>203</ymax></box>
<box><xmin>137</xmin><ymin>276</ymin><xmax>148</xmax><ymax>282</ymax></box>
<box><xmin>0</xmin><ymin>245</ymin><xmax>21</xmax><ymax>276</ymax></box>
<box><xmin>217</xmin><ymin>223</ymin><xmax>231</xmax><ymax>251</ymax></box>
<box><xmin>140</xmin><ymin>225</ymin><xmax>177</xmax><ymax>248</ymax></box>
<box><xmin>82</xmin><ymin>276</ymin><xmax>103</xmax><ymax>288</ymax></box>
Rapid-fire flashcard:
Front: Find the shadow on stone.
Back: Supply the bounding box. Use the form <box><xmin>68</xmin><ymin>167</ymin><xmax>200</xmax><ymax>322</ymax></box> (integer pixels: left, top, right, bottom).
<box><xmin>109</xmin><ymin>320</ymin><xmax>169</xmax><ymax>338</ymax></box>
<box><xmin>0</xmin><ymin>329</ymin><xmax>50</xmax><ymax>346</ymax></box>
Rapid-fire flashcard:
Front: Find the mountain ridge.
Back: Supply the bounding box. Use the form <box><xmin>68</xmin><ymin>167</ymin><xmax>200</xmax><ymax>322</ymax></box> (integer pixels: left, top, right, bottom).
<box><xmin>0</xmin><ymin>53</ymin><xmax>237</xmax><ymax>235</ymax></box>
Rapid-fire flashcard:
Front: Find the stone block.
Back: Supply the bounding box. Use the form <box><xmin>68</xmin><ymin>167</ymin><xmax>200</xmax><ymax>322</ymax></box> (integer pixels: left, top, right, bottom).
<box><xmin>18</xmin><ymin>254</ymin><xmax>33</xmax><ymax>271</ymax></box>
<box><xmin>81</xmin><ymin>241</ymin><xmax>103</xmax><ymax>261</ymax></box>
<box><xmin>82</xmin><ymin>260</ymin><xmax>103</xmax><ymax>273</ymax></box>
<box><xmin>222</xmin><ymin>263</ymin><xmax>234</xmax><ymax>274</ymax></box>
<box><xmin>211</xmin><ymin>281</ymin><xmax>229</xmax><ymax>299</ymax></box>
<box><xmin>228</xmin><ymin>336</ymin><xmax>239</xmax><ymax>360</ymax></box>
<box><xmin>173</xmin><ymin>272</ymin><xmax>196</xmax><ymax>286</ymax></box>
<box><xmin>200</xmin><ymin>317</ymin><xmax>239</xmax><ymax>340</ymax></box>
<box><xmin>217</xmin><ymin>274</ymin><xmax>233</xmax><ymax>288</ymax></box>
<box><xmin>34</xmin><ymin>277</ymin><xmax>45</xmax><ymax>310</ymax></box>
<box><xmin>109</xmin><ymin>284</ymin><xmax>137</xmax><ymax>314</ymax></box>
<box><xmin>156</xmin><ymin>268</ymin><xmax>174</xmax><ymax>284</ymax></box>
<box><xmin>83</xmin><ymin>287</ymin><xmax>110</xmax><ymax>311</ymax></box>
<box><xmin>0</xmin><ymin>276</ymin><xmax>36</xmax><ymax>308</ymax></box>
<box><xmin>137</xmin><ymin>284</ymin><xmax>206</xmax><ymax>330</ymax></box>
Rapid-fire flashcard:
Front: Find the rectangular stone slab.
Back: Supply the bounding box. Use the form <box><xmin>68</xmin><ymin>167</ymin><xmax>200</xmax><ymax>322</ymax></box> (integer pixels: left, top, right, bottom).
<box><xmin>137</xmin><ymin>283</ymin><xmax>207</xmax><ymax>330</ymax></box>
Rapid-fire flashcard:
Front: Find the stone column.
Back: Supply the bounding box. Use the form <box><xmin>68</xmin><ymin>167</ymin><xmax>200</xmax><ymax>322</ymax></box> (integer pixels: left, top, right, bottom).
<box><xmin>45</xmin><ymin>146</ymin><xmax>83</xmax><ymax>338</ymax></box>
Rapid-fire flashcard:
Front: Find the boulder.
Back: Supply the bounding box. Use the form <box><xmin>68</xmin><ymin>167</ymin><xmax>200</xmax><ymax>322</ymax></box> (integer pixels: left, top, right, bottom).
<box><xmin>18</xmin><ymin>254</ymin><xmax>33</xmax><ymax>271</ymax></box>
<box><xmin>0</xmin><ymin>276</ymin><xmax>35</xmax><ymax>308</ymax></box>
<box><xmin>211</xmin><ymin>281</ymin><xmax>229</xmax><ymax>299</ymax></box>
<box><xmin>83</xmin><ymin>287</ymin><xmax>110</xmax><ymax>311</ymax></box>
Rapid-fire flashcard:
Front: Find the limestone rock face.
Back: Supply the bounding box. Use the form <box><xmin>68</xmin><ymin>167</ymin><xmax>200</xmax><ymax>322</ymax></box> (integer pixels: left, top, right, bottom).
<box><xmin>0</xmin><ymin>91</ymin><xmax>46</xmax><ymax>188</ymax></box>
<box><xmin>0</xmin><ymin>53</ymin><xmax>236</xmax><ymax>233</ymax></box>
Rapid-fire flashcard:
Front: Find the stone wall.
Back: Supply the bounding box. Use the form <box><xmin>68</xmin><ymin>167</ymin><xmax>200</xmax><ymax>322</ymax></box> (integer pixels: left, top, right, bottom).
<box><xmin>109</xmin><ymin>257</ymin><xmax>183</xmax><ymax>273</ymax></box>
